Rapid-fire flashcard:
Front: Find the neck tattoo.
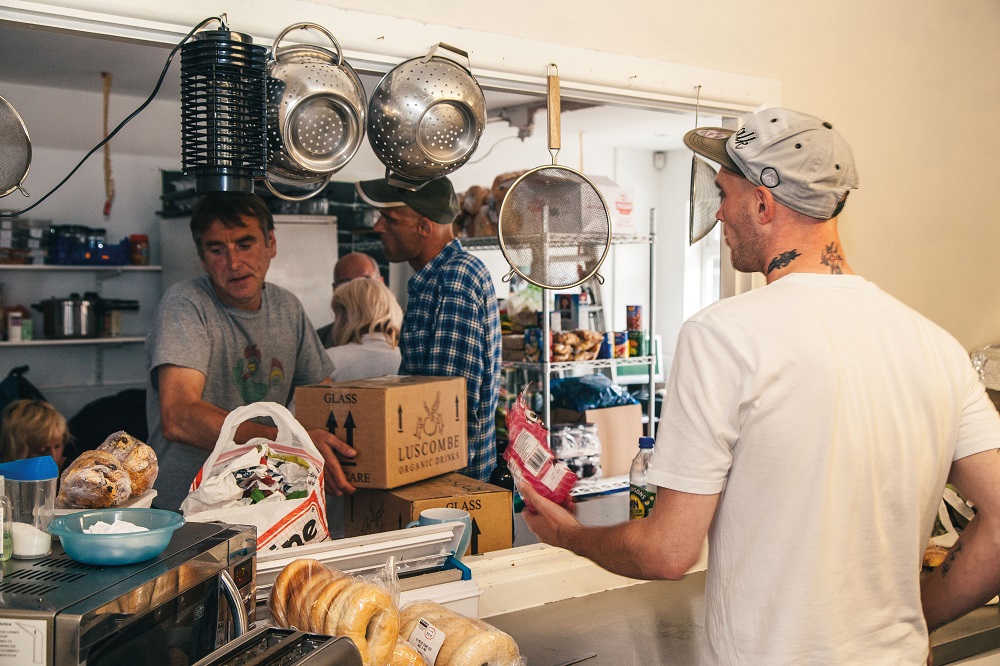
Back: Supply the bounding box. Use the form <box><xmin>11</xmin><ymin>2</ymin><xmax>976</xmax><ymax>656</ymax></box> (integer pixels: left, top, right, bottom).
<box><xmin>821</xmin><ymin>242</ymin><xmax>845</xmax><ymax>274</ymax></box>
<box><xmin>766</xmin><ymin>249</ymin><xmax>800</xmax><ymax>275</ymax></box>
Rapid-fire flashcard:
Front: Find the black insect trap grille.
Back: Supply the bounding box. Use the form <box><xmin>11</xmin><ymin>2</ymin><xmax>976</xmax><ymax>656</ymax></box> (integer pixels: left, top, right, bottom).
<box><xmin>181</xmin><ymin>29</ymin><xmax>268</xmax><ymax>194</ymax></box>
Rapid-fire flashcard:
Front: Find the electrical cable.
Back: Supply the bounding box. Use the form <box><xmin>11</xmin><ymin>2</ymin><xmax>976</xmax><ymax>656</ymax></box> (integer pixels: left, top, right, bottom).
<box><xmin>466</xmin><ymin>134</ymin><xmax>521</xmax><ymax>165</ymax></box>
<box><xmin>0</xmin><ymin>15</ymin><xmax>225</xmax><ymax>218</ymax></box>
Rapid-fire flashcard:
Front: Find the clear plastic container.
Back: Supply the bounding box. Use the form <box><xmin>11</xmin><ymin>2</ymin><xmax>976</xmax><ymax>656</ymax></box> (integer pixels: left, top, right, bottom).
<box><xmin>0</xmin><ymin>476</ymin><xmax>12</xmax><ymax>563</ymax></box>
<box><xmin>0</xmin><ymin>456</ymin><xmax>59</xmax><ymax>558</ymax></box>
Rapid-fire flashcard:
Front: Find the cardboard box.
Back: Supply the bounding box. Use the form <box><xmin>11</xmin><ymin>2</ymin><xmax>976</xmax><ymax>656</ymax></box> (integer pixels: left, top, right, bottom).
<box><xmin>344</xmin><ymin>473</ymin><xmax>513</xmax><ymax>556</ymax></box>
<box><xmin>295</xmin><ymin>376</ymin><xmax>467</xmax><ymax>489</ymax></box>
<box><xmin>552</xmin><ymin>404</ymin><xmax>644</xmax><ymax>478</ymax></box>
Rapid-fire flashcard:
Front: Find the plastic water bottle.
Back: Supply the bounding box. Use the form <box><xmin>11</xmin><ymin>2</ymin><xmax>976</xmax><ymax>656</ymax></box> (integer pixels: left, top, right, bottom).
<box><xmin>629</xmin><ymin>436</ymin><xmax>656</xmax><ymax>520</ymax></box>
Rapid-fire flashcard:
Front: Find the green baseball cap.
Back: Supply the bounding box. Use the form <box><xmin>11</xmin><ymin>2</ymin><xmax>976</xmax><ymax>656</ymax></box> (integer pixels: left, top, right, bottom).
<box><xmin>355</xmin><ymin>176</ymin><xmax>460</xmax><ymax>225</ymax></box>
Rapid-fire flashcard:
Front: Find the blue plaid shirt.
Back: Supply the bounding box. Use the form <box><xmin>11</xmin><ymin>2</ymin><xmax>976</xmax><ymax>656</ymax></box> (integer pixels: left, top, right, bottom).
<box><xmin>401</xmin><ymin>239</ymin><xmax>502</xmax><ymax>482</ymax></box>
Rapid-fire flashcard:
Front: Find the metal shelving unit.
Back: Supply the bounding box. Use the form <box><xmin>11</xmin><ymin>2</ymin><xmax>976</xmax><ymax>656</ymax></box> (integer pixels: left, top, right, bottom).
<box><xmin>1</xmin><ymin>263</ymin><xmax>159</xmax><ymax>386</ymax></box>
<box><xmin>488</xmin><ymin>211</ymin><xmax>658</xmax><ymax>441</ymax></box>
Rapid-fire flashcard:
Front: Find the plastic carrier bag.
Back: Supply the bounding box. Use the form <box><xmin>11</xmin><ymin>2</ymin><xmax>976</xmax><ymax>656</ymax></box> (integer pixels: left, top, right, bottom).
<box><xmin>180</xmin><ymin>402</ymin><xmax>329</xmax><ymax>552</ymax></box>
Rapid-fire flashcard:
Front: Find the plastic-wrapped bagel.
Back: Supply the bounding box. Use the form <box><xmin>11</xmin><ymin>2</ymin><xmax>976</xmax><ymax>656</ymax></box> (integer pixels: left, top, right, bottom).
<box><xmin>399</xmin><ymin>601</ymin><xmax>521</xmax><ymax>666</ymax></box>
<box><xmin>269</xmin><ymin>558</ymin><xmax>399</xmax><ymax>666</ymax></box>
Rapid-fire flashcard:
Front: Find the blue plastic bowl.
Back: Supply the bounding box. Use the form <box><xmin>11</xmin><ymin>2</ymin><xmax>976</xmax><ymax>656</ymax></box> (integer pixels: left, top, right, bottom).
<box><xmin>47</xmin><ymin>508</ymin><xmax>185</xmax><ymax>566</ymax></box>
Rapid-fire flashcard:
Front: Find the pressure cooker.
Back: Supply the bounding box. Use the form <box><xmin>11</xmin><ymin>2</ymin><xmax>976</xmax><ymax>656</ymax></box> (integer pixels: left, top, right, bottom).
<box><xmin>32</xmin><ymin>292</ymin><xmax>99</xmax><ymax>339</ymax></box>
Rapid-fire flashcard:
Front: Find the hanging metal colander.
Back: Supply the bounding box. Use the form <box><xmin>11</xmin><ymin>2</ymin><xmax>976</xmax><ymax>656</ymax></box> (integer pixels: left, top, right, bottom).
<box><xmin>367</xmin><ymin>43</ymin><xmax>486</xmax><ymax>190</ymax></box>
<box><xmin>265</xmin><ymin>23</ymin><xmax>367</xmax><ymax>201</ymax></box>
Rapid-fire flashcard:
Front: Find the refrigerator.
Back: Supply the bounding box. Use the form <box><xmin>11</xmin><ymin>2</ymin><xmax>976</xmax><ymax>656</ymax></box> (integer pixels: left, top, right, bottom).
<box><xmin>159</xmin><ymin>215</ymin><xmax>339</xmax><ymax>330</ymax></box>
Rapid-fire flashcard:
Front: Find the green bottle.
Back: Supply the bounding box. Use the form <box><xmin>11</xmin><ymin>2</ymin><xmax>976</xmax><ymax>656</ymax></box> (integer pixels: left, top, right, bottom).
<box><xmin>629</xmin><ymin>437</ymin><xmax>656</xmax><ymax>520</ymax></box>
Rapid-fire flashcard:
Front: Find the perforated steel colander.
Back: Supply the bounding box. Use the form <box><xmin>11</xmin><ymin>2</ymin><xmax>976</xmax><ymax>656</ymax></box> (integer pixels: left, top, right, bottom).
<box><xmin>0</xmin><ymin>96</ymin><xmax>31</xmax><ymax>198</ymax></box>
<box><xmin>367</xmin><ymin>43</ymin><xmax>486</xmax><ymax>190</ymax></box>
<box><xmin>265</xmin><ymin>23</ymin><xmax>366</xmax><ymax>201</ymax></box>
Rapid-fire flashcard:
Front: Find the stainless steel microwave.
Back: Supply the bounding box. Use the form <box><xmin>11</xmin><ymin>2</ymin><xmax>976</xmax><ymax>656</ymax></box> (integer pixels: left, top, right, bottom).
<box><xmin>0</xmin><ymin>521</ymin><xmax>256</xmax><ymax>666</ymax></box>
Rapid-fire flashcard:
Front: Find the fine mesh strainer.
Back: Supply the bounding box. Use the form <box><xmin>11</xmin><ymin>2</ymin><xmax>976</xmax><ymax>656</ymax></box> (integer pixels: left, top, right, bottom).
<box><xmin>690</xmin><ymin>155</ymin><xmax>720</xmax><ymax>244</ymax></box>
<box><xmin>0</xmin><ymin>96</ymin><xmax>31</xmax><ymax>198</ymax></box>
<box><xmin>264</xmin><ymin>23</ymin><xmax>366</xmax><ymax>201</ymax></box>
<box><xmin>688</xmin><ymin>86</ymin><xmax>722</xmax><ymax>244</ymax></box>
<box><xmin>367</xmin><ymin>43</ymin><xmax>486</xmax><ymax>190</ymax></box>
<box><xmin>497</xmin><ymin>65</ymin><xmax>611</xmax><ymax>290</ymax></box>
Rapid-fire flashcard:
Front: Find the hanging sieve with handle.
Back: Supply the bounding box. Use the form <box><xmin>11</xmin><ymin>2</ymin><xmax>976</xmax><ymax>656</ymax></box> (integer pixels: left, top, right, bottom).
<box><xmin>497</xmin><ymin>64</ymin><xmax>612</xmax><ymax>290</ymax></box>
<box><xmin>0</xmin><ymin>96</ymin><xmax>31</xmax><ymax>198</ymax></box>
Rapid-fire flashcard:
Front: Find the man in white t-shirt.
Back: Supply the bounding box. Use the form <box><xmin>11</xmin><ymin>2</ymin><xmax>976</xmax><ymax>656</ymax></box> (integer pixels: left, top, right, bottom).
<box><xmin>519</xmin><ymin>108</ymin><xmax>1000</xmax><ymax>665</ymax></box>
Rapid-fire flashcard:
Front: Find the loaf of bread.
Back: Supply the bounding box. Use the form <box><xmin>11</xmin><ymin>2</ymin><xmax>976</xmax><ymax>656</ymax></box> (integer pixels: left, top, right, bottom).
<box><xmin>57</xmin><ymin>450</ymin><xmax>132</xmax><ymax>508</ymax></box>
<box><xmin>399</xmin><ymin>601</ymin><xmax>520</xmax><ymax>666</ymax></box>
<box><xmin>98</xmin><ymin>431</ymin><xmax>159</xmax><ymax>495</ymax></box>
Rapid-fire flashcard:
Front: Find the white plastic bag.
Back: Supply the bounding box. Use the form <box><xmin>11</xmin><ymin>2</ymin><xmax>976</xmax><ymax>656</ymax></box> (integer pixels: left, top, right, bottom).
<box><xmin>181</xmin><ymin>402</ymin><xmax>330</xmax><ymax>551</ymax></box>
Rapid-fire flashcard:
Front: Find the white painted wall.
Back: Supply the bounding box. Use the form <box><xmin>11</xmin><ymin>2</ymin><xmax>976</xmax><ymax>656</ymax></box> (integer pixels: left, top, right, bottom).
<box><xmin>311</xmin><ymin>0</ymin><xmax>1000</xmax><ymax>350</ymax></box>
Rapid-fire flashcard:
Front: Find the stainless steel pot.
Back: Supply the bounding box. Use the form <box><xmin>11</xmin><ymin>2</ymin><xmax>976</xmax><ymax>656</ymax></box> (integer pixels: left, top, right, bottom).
<box><xmin>264</xmin><ymin>23</ymin><xmax>367</xmax><ymax>201</ymax></box>
<box><xmin>367</xmin><ymin>43</ymin><xmax>486</xmax><ymax>190</ymax></box>
<box><xmin>32</xmin><ymin>293</ymin><xmax>99</xmax><ymax>339</ymax></box>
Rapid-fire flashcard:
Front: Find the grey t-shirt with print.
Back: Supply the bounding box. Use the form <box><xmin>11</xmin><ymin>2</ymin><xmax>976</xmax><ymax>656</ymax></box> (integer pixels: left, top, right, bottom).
<box><xmin>145</xmin><ymin>274</ymin><xmax>333</xmax><ymax>511</ymax></box>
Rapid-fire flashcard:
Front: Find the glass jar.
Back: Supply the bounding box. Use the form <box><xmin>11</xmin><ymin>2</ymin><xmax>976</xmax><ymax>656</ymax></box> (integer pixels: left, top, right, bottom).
<box><xmin>129</xmin><ymin>234</ymin><xmax>150</xmax><ymax>265</ymax></box>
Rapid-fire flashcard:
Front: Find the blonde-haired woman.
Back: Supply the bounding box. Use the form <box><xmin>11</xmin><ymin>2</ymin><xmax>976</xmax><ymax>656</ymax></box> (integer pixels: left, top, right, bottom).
<box><xmin>327</xmin><ymin>277</ymin><xmax>402</xmax><ymax>381</ymax></box>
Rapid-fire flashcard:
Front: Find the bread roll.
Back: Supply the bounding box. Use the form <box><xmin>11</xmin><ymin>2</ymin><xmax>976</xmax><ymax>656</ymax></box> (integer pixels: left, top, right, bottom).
<box><xmin>98</xmin><ymin>431</ymin><xmax>159</xmax><ymax>495</ymax></box>
<box><xmin>924</xmin><ymin>543</ymin><xmax>950</xmax><ymax>569</ymax></box>
<box><xmin>57</xmin><ymin>450</ymin><xmax>132</xmax><ymax>508</ymax></box>
<box><xmin>399</xmin><ymin>601</ymin><xmax>520</xmax><ymax>666</ymax></box>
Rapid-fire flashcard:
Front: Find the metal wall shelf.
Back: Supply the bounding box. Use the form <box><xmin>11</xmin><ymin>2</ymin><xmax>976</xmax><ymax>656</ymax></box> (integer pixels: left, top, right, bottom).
<box><xmin>0</xmin><ymin>264</ymin><xmax>161</xmax><ymax>272</ymax></box>
<box><xmin>0</xmin><ymin>336</ymin><xmax>145</xmax><ymax>348</ymax></box>
<box><xmin>340</xmin><ymin>233</ymin><xmax>654</xmax><ymax>254</ymax></box>
<box><xmin>503</xmin><ymin>355</ymin><xmax>655</xmax><ymax>373</ymax></box>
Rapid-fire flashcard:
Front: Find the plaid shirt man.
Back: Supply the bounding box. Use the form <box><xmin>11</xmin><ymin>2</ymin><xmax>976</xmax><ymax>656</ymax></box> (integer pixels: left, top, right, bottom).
<box><xmin>400</xmin><ymin>239</ymin><xmax>502</xmax><ymax>482</ymax></box>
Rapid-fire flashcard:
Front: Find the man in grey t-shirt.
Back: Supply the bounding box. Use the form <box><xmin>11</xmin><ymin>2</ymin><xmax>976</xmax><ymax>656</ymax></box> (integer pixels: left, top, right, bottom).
<box><xmin>146</xmin><ymin>193</ymin><xmax>357</xmax><ymax>512</ymax></box>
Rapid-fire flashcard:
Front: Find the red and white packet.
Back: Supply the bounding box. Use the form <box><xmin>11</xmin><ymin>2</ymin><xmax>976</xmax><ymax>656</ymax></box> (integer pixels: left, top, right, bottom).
<box><xmin>503</xmin><ymin>390</ymin><xmax>576</xmax><ymax>506</ymax></box>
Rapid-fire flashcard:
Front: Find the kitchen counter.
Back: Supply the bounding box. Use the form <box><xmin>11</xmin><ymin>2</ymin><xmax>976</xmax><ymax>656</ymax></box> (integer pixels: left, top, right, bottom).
<box><xmin>477</xmin><ymin>490</ymin><xmax>1000</xmax><ymax>665</ymax></box>
<box><xmin>484</xmin><ymin>568</ymin><xmax>1000</xmax><ymax>666</ymax></box>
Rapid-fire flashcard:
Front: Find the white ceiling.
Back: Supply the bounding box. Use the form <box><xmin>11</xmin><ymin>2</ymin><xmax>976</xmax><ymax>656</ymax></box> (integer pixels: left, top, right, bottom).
<box><xmin>0</xmin><ymin>21</ymin><xmax>705</xmax><ymax>152</ymax></box>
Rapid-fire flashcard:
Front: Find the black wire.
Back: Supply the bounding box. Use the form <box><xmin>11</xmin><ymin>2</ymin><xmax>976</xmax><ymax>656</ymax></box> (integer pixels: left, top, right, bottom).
<box><xmin>0</xmin><ymin>16</ymin><xmax>225</xmax><ymax>218</ymax></box>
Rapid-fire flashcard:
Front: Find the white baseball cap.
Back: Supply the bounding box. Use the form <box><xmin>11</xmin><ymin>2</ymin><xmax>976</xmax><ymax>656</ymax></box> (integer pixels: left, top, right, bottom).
<box><xmin>683</xmin><ymin>108</ymin><xmax>859</xmax><ymax>219</ymax></box>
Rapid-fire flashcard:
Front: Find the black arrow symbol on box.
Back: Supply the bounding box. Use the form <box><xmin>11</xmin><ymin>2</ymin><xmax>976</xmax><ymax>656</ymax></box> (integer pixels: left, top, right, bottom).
<box><xmin>344</xmin><ymin>411</ymin><xmax>356</xmax><ymax>447</ymax></box>
<box><xmin>398</xmin><ymin>405</ymin><xmax>403</xmax><ymax>433</ymax></box>
<box><xmin>326</xmin><ymin>411</ymin><xmax>338</xmax><ymax>436</ymax></box>
<box><xmin>469</xmin><ymin>517</ymin><xmax>481</xmax><ymax>555</ymax></box>
<box><xmin>455</xmin><ymin>395</ymin><xmax>460</xmax><ymax>421</ymax></box>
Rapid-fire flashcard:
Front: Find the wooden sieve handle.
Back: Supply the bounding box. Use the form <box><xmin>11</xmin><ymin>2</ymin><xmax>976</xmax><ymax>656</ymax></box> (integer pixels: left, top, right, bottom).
<box><xmin>547</xmin><ymin>63</ymin><xmax>561</xmax><ymax>154</ymax></box>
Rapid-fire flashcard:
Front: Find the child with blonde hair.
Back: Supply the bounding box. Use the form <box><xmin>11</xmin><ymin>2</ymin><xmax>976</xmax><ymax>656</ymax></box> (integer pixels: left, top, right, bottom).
<box><xmin>0</xmin><ymin>399</ymin><xmax>70</xmax><ymax>468</ymax></box>
<box><xmin>327</xmin><ymin>278</ymin><xmax>403</xmax><ymax>381</ymax></box>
